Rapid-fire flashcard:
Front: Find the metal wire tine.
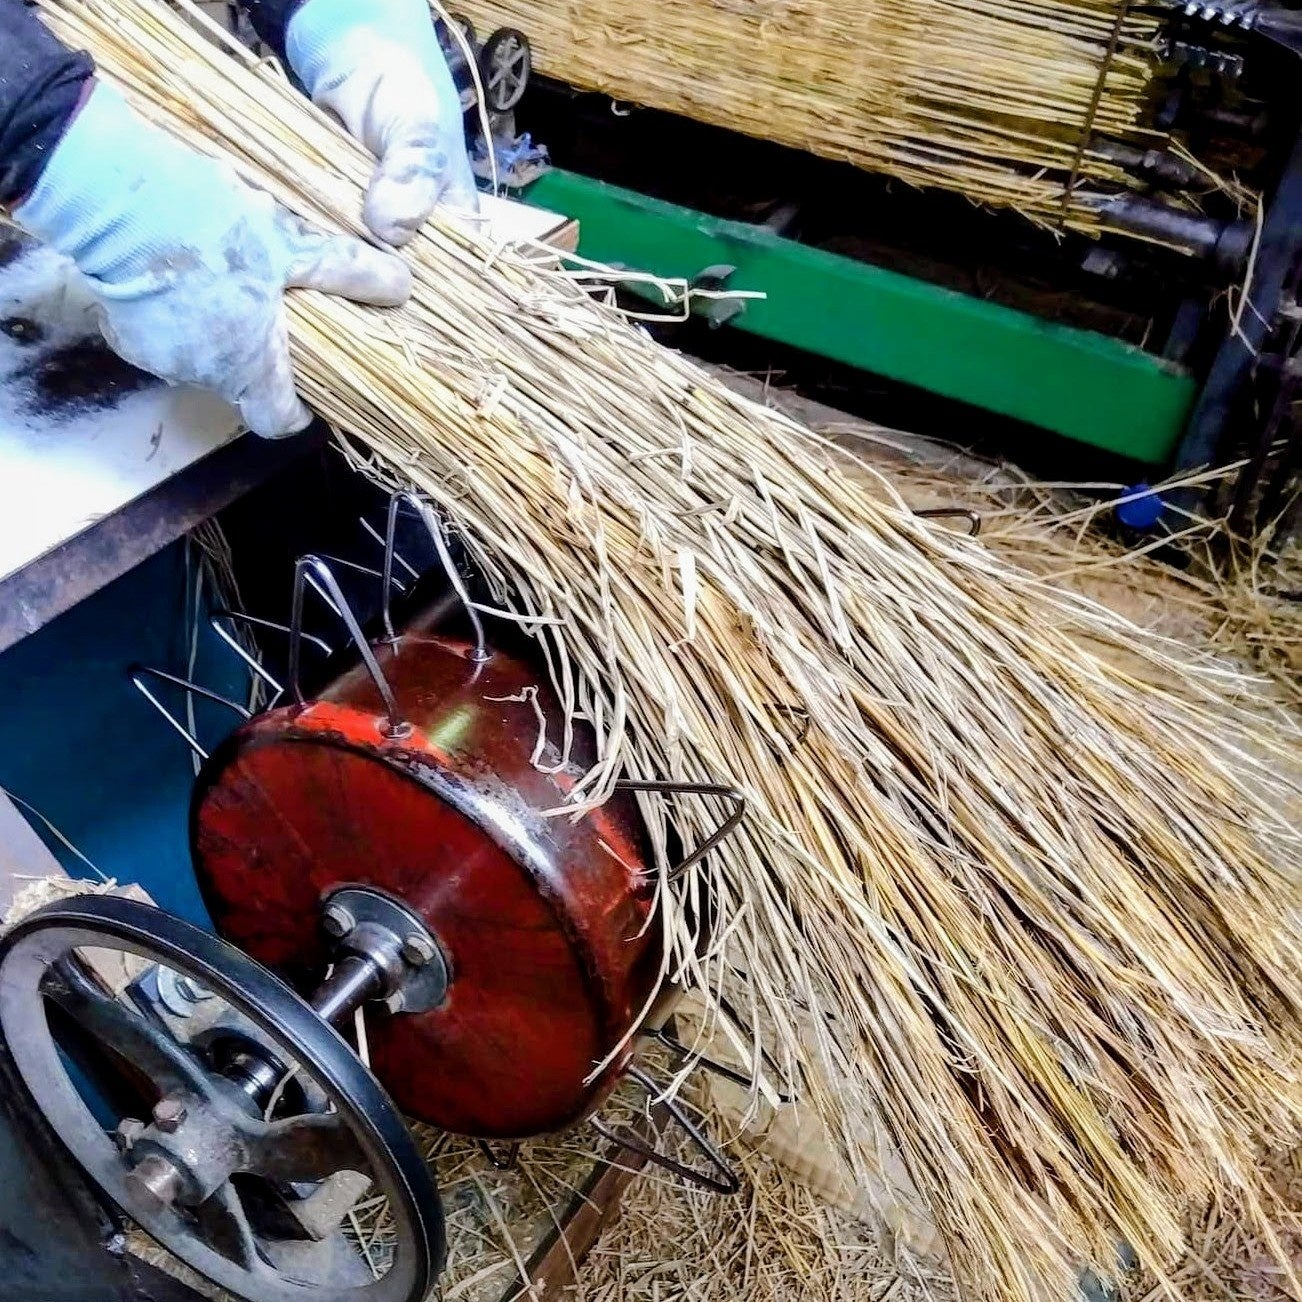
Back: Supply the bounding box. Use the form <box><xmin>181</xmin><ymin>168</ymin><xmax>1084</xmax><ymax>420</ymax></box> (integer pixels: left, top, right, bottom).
<box><xmin>359</xmin><ymin>516</ymin><xmax>419</xmax><ymax>580</ymax></box>
<box><xmin>315</xmin><ymin>553</ymin><xmax>408</xmax><ymax>594</ymax></box>
<box><xmin>382</xmin><ymin>491</ymin><xmax>489</xmax><ymax>662</ymax></box>
<box><xmin>614</xmin><ymin>780</ymin><xmax>747</xmax><ymax>883</ymax></box>
<box><xmin>212</xmin><ymin>609</ymin><xmax>333</xmax><ymax>658</ymax></box>
<box><xmin>475</xmin><ymin>1140</ymin><xmax>522</xmax><ymax>1171</ymax></box>
<box><xmin>128</xmin><ymin>665</ymin><xmax>254</xmax><ymax>761</ymax></box>
<box><xmin>290</xmin><ymin>555</ymin><xmax>408</xmax><ymax>738</ymax></box>
<box><xmin>210</xmin><ymin>612</ymin><xmax>285</xmax><ymax>702</ymax></box>
<box><xmin>647</xmin><ymin>996</ymin><xmax>797</xmax><ymax>1103</ymax></box>
<box><xmin>914</xmin><ymin>506</ymin><xmax>983</xmax><ymax>537</ymax></box>
<box><xmin>590</xmin><ymin>1066</ymin><xmax>741</xmax><ymax>1195</ymax></box>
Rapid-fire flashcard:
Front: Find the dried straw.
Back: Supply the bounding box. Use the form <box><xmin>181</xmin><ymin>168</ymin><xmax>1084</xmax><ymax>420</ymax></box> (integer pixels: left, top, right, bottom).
<box><xmin>456</xmin><ymin>0</ymin><xmax>1176</xmax><ymax>233</ymax></box>
<box><xmin>36</xmin><ymin>2</ymin><xmax>1302</xmax><ymax>1299</ymax></box>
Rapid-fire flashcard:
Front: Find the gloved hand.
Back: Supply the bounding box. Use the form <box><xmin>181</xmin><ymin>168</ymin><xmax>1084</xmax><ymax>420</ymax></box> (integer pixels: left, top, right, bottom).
<box><xmin>287</xmin><ymin>0</ymin><xmax>480</xmax><ymax>246</ymax></box>
<box><xmin>14</xmin><ymin>83</ymin><xmax>411</xmax><ymax>438</ymax></box>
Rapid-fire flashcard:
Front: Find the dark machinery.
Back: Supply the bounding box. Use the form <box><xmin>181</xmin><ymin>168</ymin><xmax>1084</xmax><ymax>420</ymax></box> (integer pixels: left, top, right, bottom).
<box><xmin>0</xmin><ymin>493</ymin><xmax>743</xmax><ymax>1301</ymax></box>
<box><xmin>437</xmin><ymin>15</ymin><xmax>545</xmax><ymax>186</ymax></box>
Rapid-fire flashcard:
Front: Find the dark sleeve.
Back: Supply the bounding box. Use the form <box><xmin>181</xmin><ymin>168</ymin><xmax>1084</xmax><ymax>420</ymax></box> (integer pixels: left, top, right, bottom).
<box><xmin>0</xmin><ymin>0</ymin><xmax>94</xmax><ymax>206</ymax></box>
<box><xmin>242</xmin><ymin>0</ymin><xmax>310</xmax><ymax>60</ymax></box>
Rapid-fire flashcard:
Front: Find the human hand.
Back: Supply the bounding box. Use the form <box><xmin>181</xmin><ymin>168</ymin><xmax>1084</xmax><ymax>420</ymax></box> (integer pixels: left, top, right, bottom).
<box><xmin>287</xmin><ymin>0</ymin><xmax>481</xmax><ymax>246</ymax></box>
<box><xmin>13</xmin><ymin>83</ymin><xmax>411</xmax><ymax>438</ymax></box>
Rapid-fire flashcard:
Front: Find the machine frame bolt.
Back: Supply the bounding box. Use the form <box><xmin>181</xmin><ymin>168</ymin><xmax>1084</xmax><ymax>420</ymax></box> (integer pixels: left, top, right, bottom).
<box><xmin>400</xmin><ymin>934</ymin><xmax>437</xmax><ymax>967</ymax></box>
<box><xmin>152</xmin><ymin>1097</ymin><xmax>187</xmax><ymax>1133</ymax></box>
<box><xmin>381</xmin><ymin>990</ymin><xmax>406</xmax><ymax>1015</ymax></box>
<box><xmin>322</xmin><ymin>903</ymin><xmax>356</xmax><ymax>940</ymax></box>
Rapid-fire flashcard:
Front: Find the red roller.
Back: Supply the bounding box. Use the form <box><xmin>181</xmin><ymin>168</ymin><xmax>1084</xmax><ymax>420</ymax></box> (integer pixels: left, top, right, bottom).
<box><xmin>191</xmin><ymin>610</ymin><xmax>660</xmax><ymax>1139</ymax></box>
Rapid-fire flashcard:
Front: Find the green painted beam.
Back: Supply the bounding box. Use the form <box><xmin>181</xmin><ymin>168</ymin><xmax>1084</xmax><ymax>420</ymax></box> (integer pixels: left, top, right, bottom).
<box><xmin>523</xmin><ymin>168</ymin><xmax>1197</xmax><ymax>464</ymax></box>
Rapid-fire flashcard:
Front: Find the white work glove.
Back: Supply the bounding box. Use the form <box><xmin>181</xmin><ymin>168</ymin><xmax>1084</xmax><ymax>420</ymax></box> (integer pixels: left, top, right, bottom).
<box><xmin>13</xmin><ymin>83</ymin><xmax>411</xmax><ymax>438</ymax></box>
<box><xmin>287</xmin><ymin>0</ymin><xmax>481</xmax><ymax>246</ymax></box>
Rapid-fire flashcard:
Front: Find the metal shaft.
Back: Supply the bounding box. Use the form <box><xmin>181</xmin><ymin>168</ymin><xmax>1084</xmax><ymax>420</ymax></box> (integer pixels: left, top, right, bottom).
<box><xmin>308</xmin><ymin>954</ymin><xmax>386</xmax><ymax>1027</ymax></box>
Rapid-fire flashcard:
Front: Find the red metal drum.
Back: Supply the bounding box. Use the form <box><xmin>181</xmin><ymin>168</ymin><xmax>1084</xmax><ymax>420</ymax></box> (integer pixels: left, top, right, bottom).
<box><xmin>190</xmin><ymin>612</ymin><xmax>660</xmax><ymax>1139</ymax></box>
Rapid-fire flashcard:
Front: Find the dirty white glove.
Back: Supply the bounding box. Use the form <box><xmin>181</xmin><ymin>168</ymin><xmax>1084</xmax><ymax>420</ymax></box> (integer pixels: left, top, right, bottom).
<box><xmin>287</xmin><ymin>0</ymin><xmax>480</xmax><ymax>246</ymax></box>
<box><xmin>13</xmin><ymin>83</ymin><xmax>411</xmax><ymax>438</ymax></box>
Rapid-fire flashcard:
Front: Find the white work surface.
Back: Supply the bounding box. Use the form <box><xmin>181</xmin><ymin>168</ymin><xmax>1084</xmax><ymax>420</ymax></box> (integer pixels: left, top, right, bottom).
<box><xmin>0</xmin><ymin>195</ymin><xmax>575</xmax><ymax>592</ymax></box>
<box><xmin>0</xmin><ymin>237</ymin><xmax>243</xmax><ymax>588</ymax></box>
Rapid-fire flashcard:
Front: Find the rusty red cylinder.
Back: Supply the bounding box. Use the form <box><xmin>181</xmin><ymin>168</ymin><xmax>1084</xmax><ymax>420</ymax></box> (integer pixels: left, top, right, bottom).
<box><xmin>190</xmin><ymin>614</ymin><xmax>660</xmax><ymax>1139</ymax></box>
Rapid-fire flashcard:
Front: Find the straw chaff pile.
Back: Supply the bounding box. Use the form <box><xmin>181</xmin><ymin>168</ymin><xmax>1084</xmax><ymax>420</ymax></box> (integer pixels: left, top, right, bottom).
<box><xmin>32</xmin><ymin>1</ymin><xmax>1302</xmax><ymax>1299</ymax></box>
<box><xmin>457</xmin><ymin>0</ymin><xmax>1178</xmax><ymax>232</ymax></box>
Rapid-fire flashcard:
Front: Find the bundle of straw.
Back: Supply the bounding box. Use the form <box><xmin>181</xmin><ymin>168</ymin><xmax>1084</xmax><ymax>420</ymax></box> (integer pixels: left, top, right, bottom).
<box><xmin>37</xmin><ymin>1</ymin><xmax>1302</xmax><ymax>1298</ymax></box>
<box><xmin>456</xmin><ymin>0</ymin><xmax>1170</xmax><ymax>232</ymax></box>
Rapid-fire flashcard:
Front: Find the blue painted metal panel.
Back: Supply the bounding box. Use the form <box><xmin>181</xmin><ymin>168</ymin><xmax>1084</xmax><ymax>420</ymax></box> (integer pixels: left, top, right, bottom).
<box><xmin>0</xmin><ymin>542</ymin><xmax>247</xmax><ymax>927</ymax></box>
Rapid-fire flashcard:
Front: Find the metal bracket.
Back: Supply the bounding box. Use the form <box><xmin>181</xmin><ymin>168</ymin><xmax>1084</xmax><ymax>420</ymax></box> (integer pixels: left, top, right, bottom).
<box><xmin>691</xmin><ymin>264</ymin><xmax>746</xmax><ymax>330</ymax></box>
<box><xmin>128</xmin><ymin>666</ymin><xmax>252</xmax><ymax>762</ymax></box>
<box><xmin>590</xmin><ymin>1066</ymin><xmax>740</xmax><ymax>1195</ymax></box>
<box><xmin>613</xmin><ymin>780</ymin><xmax>746</xmax><ymax>884</ymax></box>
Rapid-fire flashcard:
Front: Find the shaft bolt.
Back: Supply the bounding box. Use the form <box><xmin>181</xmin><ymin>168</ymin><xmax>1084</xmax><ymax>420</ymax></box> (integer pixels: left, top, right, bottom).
<box><xmin>115</xmin><ymin>1118</ymin><xmax>146</xmax><ymax>1151</ymax></box>
<box><xmin>152</xmin><ymin>1097</ymin><xmax>187</xmax><ymax>1133</ymax></box>
<box><xmin>322</xmin><ymin>903</ymin><xmax>356</xmax><ymax>940</ymax></box>
<box><xmin>401</xmin><ymin>934</ymin><xmax>437</xmax><ymax>967</ymax></box>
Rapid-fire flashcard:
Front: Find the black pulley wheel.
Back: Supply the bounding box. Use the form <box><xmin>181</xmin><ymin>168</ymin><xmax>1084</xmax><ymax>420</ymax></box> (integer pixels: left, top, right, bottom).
<box><xmin>0</xmin><ymin>894</ymin><xmax>445</xmax><ymax>1302</ymax></box>
<box><xmin>479</xmin><ymin>28</ymin><xmax>532</xmax><ymax>112</ymax></box>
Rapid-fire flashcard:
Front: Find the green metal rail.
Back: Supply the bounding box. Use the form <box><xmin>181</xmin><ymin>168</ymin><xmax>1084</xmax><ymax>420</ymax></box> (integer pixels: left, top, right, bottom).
<box><xmin>523</xmin><ymin>168</ymin><xmax>1198</xmax><ymax>464</ymax></box>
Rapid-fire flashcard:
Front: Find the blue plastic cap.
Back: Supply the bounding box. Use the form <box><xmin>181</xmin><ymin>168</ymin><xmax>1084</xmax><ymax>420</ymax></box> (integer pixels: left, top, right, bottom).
<box><xmin>1115</xmin><ymin>483</ymin><xmax>1165</xmax><ymax>531</ymax></box>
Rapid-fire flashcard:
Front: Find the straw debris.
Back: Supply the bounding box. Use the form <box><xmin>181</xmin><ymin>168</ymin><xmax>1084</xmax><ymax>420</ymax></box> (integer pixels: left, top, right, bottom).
<box><xmin>35</xmin><ymin>3</ymin><xmax>1302</xmax><ymax>1300</ymax></box>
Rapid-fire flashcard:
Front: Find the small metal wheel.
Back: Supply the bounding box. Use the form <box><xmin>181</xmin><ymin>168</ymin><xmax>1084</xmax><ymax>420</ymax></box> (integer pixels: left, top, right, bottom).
<box><xmin>479</xmin><ymin>28</ymin><xmax>532</xmax><ymax>114</ymax></box>
<box><xmin>0</xmin><ymin>895</ymin><xmax>444</xmax><ymax>1302</ymax></box>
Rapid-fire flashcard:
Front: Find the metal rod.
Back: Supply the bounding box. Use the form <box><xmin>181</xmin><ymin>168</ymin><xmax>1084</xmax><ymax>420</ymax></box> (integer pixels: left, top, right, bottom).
<box><xmin>382</xmin><ymin>492</ymin><xmax>488</xmax><ymax>661</ymax></box>
<box><xmin>1174</xmin><ymin>128</ymin><xmax>1302</xmax><ymax>479</ymax></box>
<box><xmin>1100</xmin><ymin>193</ymin><xmax>1252</xmax><ymax>267</ymax></box>
<box><xmin>290</xmin><ymin>556</ymin><xmax>406</xmax><ymax>735</ymax></box>
<box><xmin>309</xmin><ymin>955</ymin><xmax>386</xmax><ymax>1027</ymax></box>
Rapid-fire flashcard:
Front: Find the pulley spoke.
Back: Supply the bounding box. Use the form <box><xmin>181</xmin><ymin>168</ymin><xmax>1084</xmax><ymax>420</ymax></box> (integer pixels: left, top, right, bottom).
<box><xmin>242</xmin><ymin>1112</ymin><xmax>369</xmax><ymax>1184</ymax></box>
<box><xmin>196</xmin><ymin>1184</ymin><xmax>268</xmax><ymax>1275</ymax></box>
<box><xmin>41</xmin><ymin>958</ymin><xmax>208</xmax><ymax>1099</ymax></box>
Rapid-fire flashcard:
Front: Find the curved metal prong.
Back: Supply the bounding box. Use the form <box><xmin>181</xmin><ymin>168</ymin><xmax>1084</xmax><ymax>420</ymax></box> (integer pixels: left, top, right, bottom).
<box><xmin>614</xmin><ymin>780</ymin><xmax>746</xmax><ymax>884</ymax></box>
<box><xmin>382</xmin><ymin>492</ymin><xmax>488</xmax><ymax>662</ymax></box>
<box><xmin>290</xmin><ymin>556</ymin><xmax>406</xmax><ymax>737</ymax></box>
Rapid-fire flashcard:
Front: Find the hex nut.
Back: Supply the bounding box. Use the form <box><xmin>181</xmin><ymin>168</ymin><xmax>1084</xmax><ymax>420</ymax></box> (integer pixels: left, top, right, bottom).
<box><xmin>381</xmin><ymin>990</ymin><xmax>406</xmax><ymax>1015</ymax></box>
<box><xmin>322</xmin><ymin>903</ymin><xmax>356</xmax><ymax>939</ymax></box>
<box><xmin>152</xmin><ymin>1098</ymin><xmax>187</xmax><ymax>1133</ymax></box>
<box><xmin>400</xmin><ymin>934</ymin><xmax>437</xmax><ymax>967</ymax></box>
